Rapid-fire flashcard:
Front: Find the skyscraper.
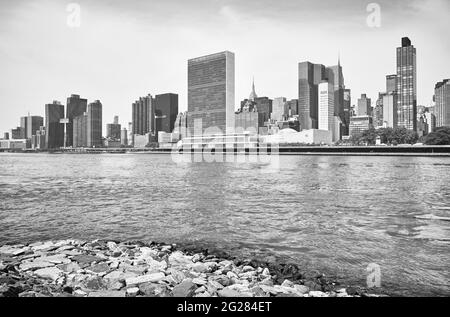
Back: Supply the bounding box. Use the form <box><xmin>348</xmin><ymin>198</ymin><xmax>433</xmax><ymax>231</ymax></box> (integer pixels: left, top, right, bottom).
<box><xmin>20</xmin><ymin>115</ymin><xmax>44</xmax><ymax>139</ymax></box>
<box><xmin>66</xmin><ymin>94</ymin><xmax>88</xmax><ymax>147</ymax></box>
<box><xmin>329</xmin><ymin>58</ymin><xmax>346</xmax><ymax>131</ymax></box>
<box><xmin>45</xmin><ymin>101</ymin><xmax>65</xmax><ymax>149</ymax></box>
<box><xmin>132</xmin><ymin>94</ymin><xmax>154</xmax><ymax>136</ymax></box>
<box><xmin>87</xmin><ymin>100</ymin><xmax>102</xmax><ymax>148</ymax></box>
<box><xmin>188</xmin><ymin>51</ymin><xmax>235</xmax><ymax>135</ymax></box>
<box><xmin>106</xmin><ymin>116</ymin><xmax>121</xmax><ymax>140</ymax></box>
<box><xmin>154</xmin><ymin>93</ymin><xmax>179</xmax><ymax>139</ymax></box>
<box><xmin>356</xmin><ymin>94</ymin><xmax>371</xmax><ymax>116</ymax></box>
<box><xmin>318</xmin><ymin>81</ymin><xmax>336</xmax><ymax>140</ymax></box>
<box><xmin>73</xmin><ymin>113</ymin><xmax>88</xmax><ymax>147</ymax></box>
<box><xmin>382</xmin><ymin>93</ymin><xmax>398</xmax><ymax>128</ymax></box>
<box><xmin>386</xmin><ymin>75</ymin><xmax>397</xmax><ymax>94</ymax></box>
<box><xmin>343</xmin><ymin>89</ymin><xmax>351</xmax><ymax>136</ymax></box>
<box><xmin>396</xmin><ymin>37</ymin><xmax>417</xmax><ymax>131</ymax></box>
<box><xmin>298</xmin><ymin>62</ymin><xmax>328</xmax><ymax>130</ymax></box>
<box><xmin>434</xmin><ymin>79</ymin><xmax>450</xmax><ymax>128</ymax></box>
<box><xmin>272</xmin><ymin>97</ymin><xmax>287</xmax><ymax>122</ymax></box>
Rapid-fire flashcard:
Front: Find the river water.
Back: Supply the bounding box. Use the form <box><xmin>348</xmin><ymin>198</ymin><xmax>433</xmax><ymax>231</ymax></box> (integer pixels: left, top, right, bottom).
<box><xmin>0</xmin><ymin>153</ymin><xmax>449</xmax><ymax>296</ymax></box>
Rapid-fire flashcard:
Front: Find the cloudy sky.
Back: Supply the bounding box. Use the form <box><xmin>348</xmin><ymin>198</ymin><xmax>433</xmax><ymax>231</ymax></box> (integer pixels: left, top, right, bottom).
<box><xmin>0</xmin><ymin>0</ymin><xmax>449</xmax><ymax>133</ymax></box>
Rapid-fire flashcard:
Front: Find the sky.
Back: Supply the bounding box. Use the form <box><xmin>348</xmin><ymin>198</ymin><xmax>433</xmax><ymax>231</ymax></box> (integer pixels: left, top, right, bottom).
<box><xmin>0</xmin><ymin>0</ymin><xmax>449</xmax><ymax>134</ymax></box>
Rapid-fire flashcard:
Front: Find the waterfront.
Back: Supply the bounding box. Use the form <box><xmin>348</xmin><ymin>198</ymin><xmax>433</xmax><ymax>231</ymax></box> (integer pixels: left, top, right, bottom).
<box><xmin>0</xmin><ymin>153</ymin><xmax>449</xmax><ymax>296</ymax></box>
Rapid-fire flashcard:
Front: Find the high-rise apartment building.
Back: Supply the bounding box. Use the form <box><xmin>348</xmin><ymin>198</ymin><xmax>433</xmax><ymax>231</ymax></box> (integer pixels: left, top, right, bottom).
<box><xmin>154</xmin><ymin>93</ymin><xmax>179</xmax><ymax>138</ymax></box>
<box><xmin>188</xmin><ymin>51</ymin><xmax>235</xmax><ymax>136</ymax></box>
<box><xmin>106</xmin><ymin>116</ymin><xmax>121</xmax><ymax>140</ymax></box>
<box><xmin>356</xmin><ymin>94</ymin><xmax>371</xmax><ymax>116</ymax></box>
<box><xmin>434</xmin><ymin>79</ymin><xmax>450</xmax><ymax>127</ymax></box>
<box><xmin>45</xmin><ymin>101</ymin><xmax>65</xmax><ymax>149</ymax></box>
<box><xmin>87</xmin><ymin>100</ymin><xmax>102</xmax><ymax>148</ymax></box>
<box><xmin>132</xmin><ymin>94</ymin><xmax>154</xmax><ymax>136</ymax></box>
<box><xmin>66</xmin><ymin>94</ymin><xmax>88</xmax><ymax>147</ymax></box>
<box><xmin>318</xmin><ymin>81</ymin><xmax>337</xmax><ymax>140</ymax></box>
<box><xmin>396</xmin><ymin>37</ymin><xmax>417</xmax><ymax>131</ymax></box>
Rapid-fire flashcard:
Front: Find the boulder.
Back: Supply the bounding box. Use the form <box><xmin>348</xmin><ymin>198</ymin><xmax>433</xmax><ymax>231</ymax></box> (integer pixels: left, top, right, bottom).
<box><xmin>19</xmin><ymin>260</ymin><xmax>54</xmax><ymax>271</ymax></box>
<box><xmin>171</xmin><ymin>280</ymin><xmax>197</xmax><ymax>297</ymax></box>
<box><xmin>86</xmin><ymin>263</ymin><xmax>110</xmax><ymax>275</ymax></box>
<box><xmin>72</xmin><ymin>255</ymin><xmax>104</xmax><ymax>265</ymax></box>
<box><xmin>125</xmin><ymin>272</ymin><xmax>165</xmax><ymax>286</ymax></box>
<box><xmin>192</xmin><ymin>278</ymin><xmax>207</xmax><ymax>285</ymax></box>
<box><xmin>293</xmin><ymin>285</ymin><xmax>310</xmax><ymax>295</ymax></box>
<box><xmin>126</xmin><ymin>287</ymin><xmax>140</xmax><ymax>297</ymax></box>
<box><xmin>57</xmin><ymin>262</ymin><xmax>81</xmax><ymax>273</ymax></box>
<box><xmin>34</xmin><ymin>267</ymin><xmax>63</xmax><ymax>281</ymax></box>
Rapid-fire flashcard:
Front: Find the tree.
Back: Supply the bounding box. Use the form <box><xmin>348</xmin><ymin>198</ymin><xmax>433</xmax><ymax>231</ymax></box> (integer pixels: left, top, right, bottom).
<box><xmin>423</xmin><ymin>127</ymin><xmax>450</xmax><ymax>145</ymax></box>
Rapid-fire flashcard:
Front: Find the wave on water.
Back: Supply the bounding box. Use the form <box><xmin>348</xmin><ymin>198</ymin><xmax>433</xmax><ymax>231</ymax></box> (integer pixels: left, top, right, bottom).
<box><xmin>415</xmin><ymin>214</ymin><xmax>450</xmax><ymax>222</ymax></box>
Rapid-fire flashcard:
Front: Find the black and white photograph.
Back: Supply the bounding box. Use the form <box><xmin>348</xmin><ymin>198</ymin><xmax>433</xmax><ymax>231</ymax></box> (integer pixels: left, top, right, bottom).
<box><xmin>0</xmin><ymin>0</ymin><xmax>449</xmax><ymax>307</ymax></box>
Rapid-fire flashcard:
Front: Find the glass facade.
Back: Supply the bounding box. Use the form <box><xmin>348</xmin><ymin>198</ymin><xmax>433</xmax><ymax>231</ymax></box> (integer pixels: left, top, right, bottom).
<box><xmin>188</xmin><ymin>51</ymin><xmax>235</xmax><ymax>136</ymax></box>
<box><xmin>396</xmin><ymin>37</ymin><xmax>417</xmax><ymax>131</ymax></box>
<box><xmin>66</xmin><ymin>94</ymin><xmax>87</xmax><ymax>147</ymax></box>
<box><xmin>87</xmin><ymin>101</ymin><xmax>102</xmax><ymax>148</ymax></box>
<box><xmin>45</xmin><ymin>101</ymin><xmax>65</xmax><ymax>149</ymax></box>
<box><xmin>434</xmin><ymin>79</ymin><xmax>450</xmax><ymax>127</ymax></box>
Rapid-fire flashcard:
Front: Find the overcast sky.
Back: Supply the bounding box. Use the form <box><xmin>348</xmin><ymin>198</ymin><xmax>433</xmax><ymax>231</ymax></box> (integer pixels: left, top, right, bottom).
<box><xmin>0</xmin><ymin>0</ymin><xmax>449</xmax><ymax>133</ymax></box>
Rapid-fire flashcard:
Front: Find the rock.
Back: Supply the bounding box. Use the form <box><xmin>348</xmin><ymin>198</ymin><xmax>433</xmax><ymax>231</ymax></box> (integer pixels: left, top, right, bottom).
<box><xmin>195</xmin><ymin>291</ymin><xmax>211</xmax><ymax>297</ymax></box>
<box><xmin>0</xmin><ymin>285</ymin><xmax>23</xmax><ymax>297</ymax></box>
<box><xmin>192</xmin><ymin>254</ymin><xmax>204</xmax><ymax>263</ymax></box>
<box><xmin>137</xmin><ymin>247</ymin><xmax>158</xmax><ymax>260</ymax></box>
<box><xmin>249</xmin><ymin>286</ymin><xmax>268</xmax><ymax>297</ymax></box>
<box><xmin>19</xmin><ymin>260</ymin><xmax>54</xmax><ymax>271</ymax></box>
<box><xmin>73</xmin><ymin>290</ymin><xmax>87</xmax><ymax>297</ymax></box>
<box><xmin>19</xmin><ymin>291</ymin><xmax>37</xmax><ymax>297</ymax></box>
<box><xmin>195</xmin><ymin>286</ymin><xmax>206</xmax><ymax>294</ymax></box>
<box><xmin>34</xmin><ymin>267</ymin><xmax>63</xmax><ymax>281</ymax></box>
<box><xmin>207</xmin><ymin>280</ymin><xmax>224</xmax><ymax>291</ymax></box>
<box><xmin>293</xmin><ymin>285</ymin><xmax>309</xmax><ymax>294</ymax></box>
<box><xmin>104</xmin><ymin>270</ymin><xmax>138</xmax><ymax>283</ymax></box>
<box><xmin>110</xmin><ymin>280</ymin><xmax>125</xmax><ymax>290</ymax></box>
<box><xmin>192</xmin><ymin>278</ymin><xmax>207</xmax><ymax>285</ymax></box>
<box><xmin>87</xmin><ymin>263</ymin><xmax>110</xmax><ymax>274</ymax></box>
<box><xmin>145</xmin><ymin>259</ymin><xmax>167</xmax><ymax>272</ymax></box>
<box><xmin>126</xmin><ymin>287</ymin><xmax>140</xmax><ymax>297</ymax></box>
<box><xmin>281</xmin><ymin>280</ymin><xmax>294</xmax><ymax>288</ymax></box>
<box><xmin>304</xmin><ymin>280</ymin><xmax>322</xmax><ymax>291</ymax></box>
<box><xmin>192</xmin><ymin>263</ymin><xmax>209</xmax><ymax>273</ymax></box>
<box><xmin>166</xmin><ymin>269</ymin><xmax>185</xmax><ymax>284</ymax></box>
<box><xmin>109</xmin><ymin>261</ymin><xmax>119</xmax><ymax>270</ymax></box>
<box><xmin>172</xmin><ymin>280</ymin><xmax>197</xmax><ymax>297</ymax></box>
<box><xmin>37</xmin><ymin>254</ymin><xmax>70</xmax><ymax>264</ymax></box>
<box><xmin>32</xmin><ymin>242</ymin><xmax>58</xmax><ymax>252</ymax></box>
<box><xmin>226</xmin><ymin>271</ymin><xmax>238</xmax><ymax>279</ymax></box>
<box><xmin>309</xmin><ymin>291</ymin><xmax>328</xmax><ymax>297</ymax></box>
<box><xmin>57</xmin><ymin>262</ymin><xmax>81</xmax><ymax>273</ymax></box>
<box><xmin>168</xmin><ymin>251</ymin><xmax>192</xmax><ymax>268</ymax></box>
<box><xmin>261</xmin><ymin>268</ymin><xmax>271</xmax><ymax>277</ymax></box>
<box><xmin>242</xmin><ymin>265</ymin><xmax>254</xmax><ymax>273</ymax></box>
<box><xmin>106</xmin><ymin>242</ymin><xmax>118</xmax><ymax>251</ymax></box>
<box><xmin>212</xmin><ymin>275</ymin><xmax>231</xmax><ymax>287</ymax></box>
<box><xmin>72</xmin><ymin>255</ymin><xmax>103</xmax><ymax>265</ymax></box>
<box><xmin>125</xmin><ymin>272</ymin><xmax>165</xmax><ymax>286</ymax></box>
<box><xmin>84</xmin><ymin>276</ymin><xmax>107</xmax><ymax>290</ymax></box>
<box><xmin>88</xmin><ymin>291</ymin><xmax>126</xmax><ymax>297</ymax></box>
<box><xmin>346</xmin><ymin>287</ymin><xmax>359</xmax><ymax>296</ymax></box>
<box><xmin>218</xmin><ymin>287</ymin><xmax>245</xmax><ymax>298</ymax></box>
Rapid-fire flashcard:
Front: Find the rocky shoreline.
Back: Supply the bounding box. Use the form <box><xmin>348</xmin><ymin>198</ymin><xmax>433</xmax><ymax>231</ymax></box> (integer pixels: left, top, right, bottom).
<box><xmin>0</xmin><ymin>239</ymin><xmax>383</xmax><ymax>298</ymax></box>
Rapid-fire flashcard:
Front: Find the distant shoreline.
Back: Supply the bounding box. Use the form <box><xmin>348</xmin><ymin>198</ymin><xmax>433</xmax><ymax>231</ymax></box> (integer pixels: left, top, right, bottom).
<box><xmin>1</xmin><ymin>145</ymin><xmax>450</xmax><ymax>157</ymax></box>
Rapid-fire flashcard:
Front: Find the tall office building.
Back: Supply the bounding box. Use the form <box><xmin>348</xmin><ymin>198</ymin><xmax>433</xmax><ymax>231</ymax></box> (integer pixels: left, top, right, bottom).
<box><xmin>73</xmin><ymin>113</ymin><xmax>88</xmax><ymax>147</ymax></box>
<box><xmin>298</xmin><ymin>62</ymin><xmax>328</xmax><ymax>130</ymax></box>
<box><xmin>3</xmin><ymin>132</ymin><xmax>9</xmax><ymax>140</ymax></box>
<box><xmin>106</xmin><ymin>116</ymin><xmax>121</xmax><ymax>140</ymax></box>
<box><xmin>343</xmin><ymin>89</ymin><xmax>351</xmax><ymax>136</ymax></box>
<box><xmin>154</xmin><ymin>93</ymin><xmax>179</xmax><ymax>139</ymax></box>
<box><xmin>382</xmin><ymin>93</ymin><xmax>398</xmax><ymax>128</ymax></box>
<box><xmin>434</xmin><ymin>79</ymin><xmax>450</xmax><ymax>128</ymax></box>
<box><xmin>174</xmin><ymin>112</ymin><xmax>189</xmax><ymax>139</ymax></box>
<box><xmin>87</xmin><ymin>100</ymin><xmax>102</xmax><ymax>148</ymax></box>
<box><xmin>20</xmin><ymin>115</ymin><xmax>44</xmax><ymax>139</ymax></box>
<box><xmin>386</xmin><ymin>75</ymin><xmax>397</xmax><ymax>94</ymax></box>
<box><xmin>188</xmin><ymin>51</ymin><xmax>235</xmax><ymax>135</ymax></box>
<box><xmin>396</xmin><ymin>37</ymin><xmax>417</xmax><ymax>131</ymax></box>
<box><xmin>318</xmin><ymin>81</ymin><xmax>337</xmax><ymax>140</ymax></box>
<box><xmin>329</xmin><ymin>59</ymin><xmax>346</xmax><ymax>133</ymax></box>
<box><xmin>120</xmin><ymin>128</ymin><xmax>128</xmax><ymax>146</ymax></box>
<box><xmin>11</xmin><ymin>127</ymin><xmax>22</xmax><ymax>140</ymax></box>
<box><xmin>356</xmin><ymin>94</ymin><xmax>371</xmax><ymax>116</ymax></box>
<box><xmin>66</xmin><ymin>94</ymin><xmax>88</xmax><ymax>147</ymax></box>
<box><xmin>132</xmin><ymin>94</ymin><xmax>154</xmax><ymax>136</ymax></box>
<box><xmin>45</xmin><ymin>101</ymin><xmax>65</xmax><ymax>149</ymax></box>
<box><xmin>272</xmin><ymin>97</ymin><xmax>287</xmax><ymax>122</ymax></box>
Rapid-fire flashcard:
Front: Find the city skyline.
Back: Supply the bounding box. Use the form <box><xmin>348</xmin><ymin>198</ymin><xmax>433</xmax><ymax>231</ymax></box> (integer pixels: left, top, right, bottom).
<box><xmin>1</xmin><ymin>0</ymin><xmax>449</xmax><ymax>133</ymax></box>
